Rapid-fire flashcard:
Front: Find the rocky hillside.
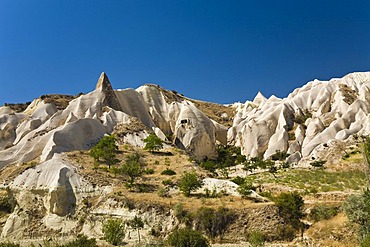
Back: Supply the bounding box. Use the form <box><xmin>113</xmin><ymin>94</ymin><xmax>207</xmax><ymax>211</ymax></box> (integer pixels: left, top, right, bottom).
<box><xmin>0</xmin><ymin>71</ymin><xmax>369</xmax><ymax>246</ymax></box>
<box><xmin>229</xmin><ymin>72</ymin><xmax>370</xmax><ymax>161</ymax></box>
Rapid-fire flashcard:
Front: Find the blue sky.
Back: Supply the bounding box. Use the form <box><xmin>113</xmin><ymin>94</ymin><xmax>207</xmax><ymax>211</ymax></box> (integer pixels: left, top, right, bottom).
<box><xmin>1</xmin><ymin>0</ymin><xmax>370</xmax><ymax>105</ymax></box>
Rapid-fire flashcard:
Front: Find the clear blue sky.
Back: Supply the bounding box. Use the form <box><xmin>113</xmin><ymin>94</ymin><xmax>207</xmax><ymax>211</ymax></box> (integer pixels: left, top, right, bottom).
<box><xmin>1</xmin><ymin>0</ymin><xmax>370</xmax><ymax>105</ymax></box>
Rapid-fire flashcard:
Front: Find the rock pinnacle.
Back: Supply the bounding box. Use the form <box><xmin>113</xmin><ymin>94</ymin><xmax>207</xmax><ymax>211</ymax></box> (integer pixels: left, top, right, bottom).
<box><xmin>95</xmin><ymin>72</ymin><xmax>122</xmax><ymax>111</ymax></box>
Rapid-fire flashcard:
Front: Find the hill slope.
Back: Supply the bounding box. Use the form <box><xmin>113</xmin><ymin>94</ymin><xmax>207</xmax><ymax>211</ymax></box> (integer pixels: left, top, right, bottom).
<box><xmin>0</xmin><ymin>71</ymin><xmax>369</xmax><ymax>246</ymax></box>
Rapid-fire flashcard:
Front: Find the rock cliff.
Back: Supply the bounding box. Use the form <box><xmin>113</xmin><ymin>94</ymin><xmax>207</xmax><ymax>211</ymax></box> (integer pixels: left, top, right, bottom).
<box><xmin>228</xmin><ymin>72</ymin><xmax>370</xmax><ymax>163</ymax></box>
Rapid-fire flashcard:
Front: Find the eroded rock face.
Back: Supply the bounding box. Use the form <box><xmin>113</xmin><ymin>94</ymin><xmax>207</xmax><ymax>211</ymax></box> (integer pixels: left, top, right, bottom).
<box><xmin>136</xmin><ymin>84</ymin><xmax>227</xmax><ymax>160</ymax></box>
<box><xmin>1</xmin><ymin>155</ymin><xmax>94</xmax><ymax>238</ymax></box>
<box><xmin>10</xmin><ymin>155</ymin><xmax>89</xmax><ymax>215</ymax></box>
<box><xmin>228</xmin><ymin>71</ymin><xmax>370</xmax><ymax>162</ymax></box>
<box><xmin>0</xmin><ymin>73</ymin><xmax>228</xmax><ymax>166</ymax></box>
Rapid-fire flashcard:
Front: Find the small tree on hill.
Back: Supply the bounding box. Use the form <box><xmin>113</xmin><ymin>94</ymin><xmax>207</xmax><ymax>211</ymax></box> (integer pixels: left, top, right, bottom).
<box><xmin>192</xmin><ymin>206</ymin><xmax>235</xmax><ymax>241</ymax></box>
<box><xmin>128</xmin><ymin>216</ymin><xmax>144</xmax><ymax>243</ymax></box>
<box><xmin>343</xmin><ymin>188</ymin><xmax>370</xmax><ymax>240</ymax></box>
<box><xmin>121</xmin><ymin>153</ymin><xmax>143</xmax><ymax>188</ymax></box>
<box><xmin>144</xmin><ymin>134</ymin><xmax>163</xmax><ymax>152</ymax></box>
<box><xmin>274</xmin><ymin>192</ymin><xmax>305</xmax><ymax>235</ymax></box>
<box><xmin>237</xmin><ymin>180</ymin><xmax>254</xmax><ymax>198</ymax></box>
<box><xmin>178</xmin><ymin>171</ymin><xmax>202</xmax><ymax>197</ymax></box>
<box><xmin>102</xmin><ymin>218</ymin><xmax>125</xmax><ymax>246</ymax></box>
<box><xmin>89</xmin><ymin>135</ymin><xmax>119</xmax><ymax>169</ymax></box>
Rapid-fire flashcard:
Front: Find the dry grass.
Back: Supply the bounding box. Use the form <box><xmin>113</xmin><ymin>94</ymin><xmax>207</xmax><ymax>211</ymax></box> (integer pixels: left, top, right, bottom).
<box><xmin>189</xmin><ymin>99</ymin><xmax>235</xmax><ymax>127</ymax></box>
<box><xmin>306</xmin><ymin>212</ymin><xmax>358</xmax><ymax>247</ymax></box>
<box><xmin>3</xmin><ymin>102</ymin><xmax>31</xmax><ymax>112</ymax></box>
<box><xmin>142</xmin><ymin>84</ymin><xmax>235</xmax><ymax>127</ymax></box>
<box><xmin>0</xmin><ymin>160</ymin><xmax>39</xmax><ymax>185</ymax></box>
<box><xmin>339</xmin><ymin>84</ymin><xmax>358</xmax><ymax>105</ymax></box>
<box><xmin>67</xmin><ymin>145</ymin><xmax>264</xmax><ymax>212</ymax></box>
<box><xmin>42</xmin><ymin>94</ymin><xmax>78</xmax><ymax>110</ymax></box>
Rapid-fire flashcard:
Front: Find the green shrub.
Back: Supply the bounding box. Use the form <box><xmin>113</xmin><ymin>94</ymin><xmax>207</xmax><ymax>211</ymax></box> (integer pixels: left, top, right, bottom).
<box><xmin>271</xmin><ymin>150</ymin><xmax>289</xmax><ymax>161</ymax></box>
<box><xmin>0</xmin><ymin>192</ymin><xmax>14</xmax><ymax>214</ymax></box>
<box><xmin>167</xmin><ymin>228</ymin><xmax>209</xmax><ymax>247</ymax></box>
<box><xmin>102</xmin><ymin>218</ymin><xmax>125</xmax><ymax>246</ymax></box>
<box><xmin>243</xmin><ymin>157</ymin><xmax>275</xmax><ymax>173</ymax></box>
<box><xmin>173</xmin><ymin>203</ymin><xmax>186</xmax><ymax>221</ymax></box>
<box><xmin>276</xmin><ymin>225</ymin><xmax>296</xmax><ymax>241</ymax></box>
<box><xmin>89</xmin><ymin>135</ymin><xmax>119</xmax><ymax>169</ymax></box>
<box><xmin>199</xmin><ymin>160</ymin><xmax>218</xmax><ymax>173</ymax></box>
<box><xmin>157</xmin><ymin>187</ymin><xmax>169</xmax><ymax>197</ymax></box>
<box><xmin>58</xmin><ymin>235</ymin><xmax>97</xmax><ymax>247</ymax></box>
<box><xmin>343</xmin><ymin>189</ymin><xmax>370</xmax><ymax>239</ymax></box>
<box><xmin>162</xmin><ymin>179</ymin><xmax>175</xmax><ymax>187</ymax></box>
<box><xmin>192</xmin><ymin>206</ymin><xmax>235</xmax><ymax>240</ymax></box>
<box><xmin>231</xmin><ymin>176</ymin><xmax>245</xmax><ymax>185</ymax></box>
<box><xmin>144</xmin><ymin>168</ymin><xmax>155</xmax><ymax>174</ymax></box>
<box><xmin>274</xmin><ymin>192</ymin><xmax>305</xmax><ymax>230</ymax></box>
<box><xmin>178</xmin><ymin>171</ymin><xmax>202</xmax><ymax>197</ymax></box>
<box><xmin>161</xmin><ymin>168</ymin><xmax>176</xmax><ymax>176</ymax></box>
<box><xmin>199</xmin><ymin>145</ymin><xmax>246</xmax><ymax>173</ymax></box>
<box><xmin>237</xmin><ymin>180</ymin><xmax>254</xmax><ymax>198</ymax></box>
<box><xmin>248</xmin><ymin>230</ymin><xmax>265</xmax><ymax>247</ymax></box>
<box><xmin>258</xmin><ymin>191</ymin><xmax>274</xmax><ymax>200</ymax></box>
<box><xmin>144</xmin><ymin>134</ymin><xmax>164</xmax><ymax>152</ymax></box>
<box><xmin>309</xmin><ymin>204</ymin><xmax>339</xmax><ymax>222</ymax></box>
<box><xmin>204</xmin><ymin>187</ymin><xmax>220</xmax><ymax>198</ymax></box>
<box><xmin>293</xmin><ymin>110</ymin><xmax>312</xmax><ymax>125</ymax></box>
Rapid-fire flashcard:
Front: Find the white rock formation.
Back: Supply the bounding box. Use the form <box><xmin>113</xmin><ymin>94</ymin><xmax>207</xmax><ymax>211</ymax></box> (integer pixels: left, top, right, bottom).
<box><xmin>2</xmin><ymin>154</ymin><xmax>95</xmax><ymax>238</ymax></box>
<box><xmin>0</xmin><ymin>73</ymin><xmax>228</xmax><ymax>167</ymax></box>
<box><xmin>228</xmin><ymin>71</ymin><xmax>370</xmax><ymax>162</ymax></box>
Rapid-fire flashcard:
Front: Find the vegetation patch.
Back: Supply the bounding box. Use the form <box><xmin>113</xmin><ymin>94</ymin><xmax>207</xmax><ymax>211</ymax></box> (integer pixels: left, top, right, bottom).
<box><xmin>246</xmin><ymin>169</ymin><xmax>367</xmax><ymax>194</ymax></box>
<box><xmin>339</xmin><ymin>84</ymin><xmax>358</xmax><ymax>105</ymax></box>
<box><xmin>167</xmin><ymin>228</ymin><xmax>209</xmax><ymax>247</ymax></box>
<box><xmin>199</xmin><ymin>145</ymin><xmax>246</xmax><ymax>175</ymax></box>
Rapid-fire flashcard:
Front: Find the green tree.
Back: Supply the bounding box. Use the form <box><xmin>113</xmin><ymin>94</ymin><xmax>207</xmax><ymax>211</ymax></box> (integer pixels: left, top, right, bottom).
<box><xmin>89</xmin><ymin>135</ymin><xmax>119</xmax><ymax>169</ymax></box>
<box><xmin>121</xmin><ymin>153</ymin><xmax>143</xmax><ymax>187</ymax></box>
<box><xmin>309</xmin><ymin>205</ymin><xmax>339</xmax><ymax>222</ymax></box>
<box><xmin>343</xmin><ymin>188</ymin><xmax>370</xmax><ymax>239</ymax></box>
<box><xmin>243</xmin><ymin>157</ymin><xmax>267</xmax><ymax>174</ymax></box>
<box><xmin>274</xmin><ymin>192</ymin><xmax>305</xmax><ymax>231</ymax></box>
<box><xmin>192</xmin><ymin>207</ymin><xmax>234</xmax><ymax>241</ymax></box>
<box><xmin>237</xmin><ymin>180</ymin><xmax>254</xmax><ymax>198</ymax></box>
<box><xmin>144</xmin><ymin>134</ymin><xmax>163</xmax><ymax>152</ymax></box>
<box><xmin>199</xmin><ymin>145</ymin><xmax>246</xmax><ymax>174</ymax></box>
<box><xmin>102</xmin><ymin>218</ymin><xmax>125</xmax><ymax>246</ymax></box>
<box><xmin>167</xmin><ymin>228</ymin><xmax>209</xmax><ymax>247</ymax></box>
<box><xmin>178</xmin><ymin>171</ymin><xmax>202</xmax><ymax>197</ymax></box>
<box><xmin>128</xmin><ymin>216</ymin><xmax>144</xmax><ymax>243</ymax></box>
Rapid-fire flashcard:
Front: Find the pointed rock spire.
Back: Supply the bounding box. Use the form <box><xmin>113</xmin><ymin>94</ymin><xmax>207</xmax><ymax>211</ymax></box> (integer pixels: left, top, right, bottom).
<box><xmin>253</xmin><ymin>91</ymin><xmax>267</xmax><ymax>106</ymax></box>
<box><xmin>95</xmin><ymin>72</ymin><xmax>114</xmax><ymax>92</ymax></box>
<box><xmin>95</xmin><ymin>72</ymin><xmax>122</xmax><ymax>111</ymax></box>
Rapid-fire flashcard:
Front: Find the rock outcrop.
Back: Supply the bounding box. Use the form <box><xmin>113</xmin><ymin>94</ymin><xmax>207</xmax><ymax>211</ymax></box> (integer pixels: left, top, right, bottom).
<box><xmin>228</xmin><ymin>71</ymin><xmax>370</xmax><ymax>162</ymax></box>
<box><xmin>0</xmin><ymin>73</ymin><xmax>230</xmax><ymax>167</ymax></box>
